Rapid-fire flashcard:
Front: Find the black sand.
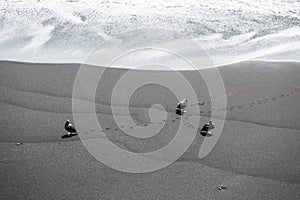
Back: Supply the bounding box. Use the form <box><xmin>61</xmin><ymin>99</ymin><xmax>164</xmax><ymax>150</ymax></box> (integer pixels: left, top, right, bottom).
<box><xmin>0</xmin><ymin>60</ymin><xmax>299</xmax><ymax>199</ymax></box>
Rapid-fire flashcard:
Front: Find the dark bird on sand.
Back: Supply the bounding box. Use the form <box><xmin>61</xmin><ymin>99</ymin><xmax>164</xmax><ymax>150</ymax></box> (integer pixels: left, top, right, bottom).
<box><xmin>64</xmin><ymin>120</ymin><xmax>77</xmax><ymax>135</ymax></box>
<box><xmin>200</xmin><ymin>120</ymin><xmax>215</xmax><ymax>137</ymax></box>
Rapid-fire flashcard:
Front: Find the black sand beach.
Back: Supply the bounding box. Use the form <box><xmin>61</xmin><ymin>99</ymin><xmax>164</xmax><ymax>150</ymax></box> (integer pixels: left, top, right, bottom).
<box><xmin>0</xmin><ymin>60</ymin><xmax>299</xmax><ymax>199</ymax></box>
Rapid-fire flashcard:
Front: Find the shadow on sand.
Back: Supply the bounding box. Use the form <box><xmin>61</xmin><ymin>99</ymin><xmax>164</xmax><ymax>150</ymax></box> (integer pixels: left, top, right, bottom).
<box><xmin>61</xmin><ymin>133</ymin><xmax>78</xmax><ymax>139</ymax></box>
<box><xmin>175</xmin><ymin>109</ymin><xmax>185</xmax><ymax>116</ymax></box>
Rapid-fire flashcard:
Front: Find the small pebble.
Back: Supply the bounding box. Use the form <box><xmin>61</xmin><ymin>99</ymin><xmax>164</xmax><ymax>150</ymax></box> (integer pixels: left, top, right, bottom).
<box><xmin>217</xmin><ymin>186</ymin><xmax>227</xmax><ymax>190</ymax></box>
<box><xmin>16</xmin><ymin>142</ymin><xmax>22</xmax><ymax>146</ymax></box>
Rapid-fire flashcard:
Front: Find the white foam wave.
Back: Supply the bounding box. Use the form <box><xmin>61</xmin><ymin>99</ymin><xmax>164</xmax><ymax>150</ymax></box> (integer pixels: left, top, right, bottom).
<box><xmin>0</xmin><ymin>0</ymin><xmax>299</xmax><ymax>68</ymax></box>
<box><xmin>22</xmin><ymin>25</ymin><xmax>54</xmax><ymax>52</ymax></box>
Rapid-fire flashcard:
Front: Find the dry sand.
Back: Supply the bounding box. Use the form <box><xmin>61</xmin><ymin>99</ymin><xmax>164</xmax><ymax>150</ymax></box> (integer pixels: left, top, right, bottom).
<box><xmin>0</xmin><ymin>60</ymin><xmax>299</xmax><ymax>199</ymax></box>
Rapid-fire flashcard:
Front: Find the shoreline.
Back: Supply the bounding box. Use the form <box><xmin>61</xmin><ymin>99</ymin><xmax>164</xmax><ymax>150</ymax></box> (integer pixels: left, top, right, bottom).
<box><xmin>0</xmin><ymin>58</ymin><xmax>300</xmax><ymax>71</ymax></box>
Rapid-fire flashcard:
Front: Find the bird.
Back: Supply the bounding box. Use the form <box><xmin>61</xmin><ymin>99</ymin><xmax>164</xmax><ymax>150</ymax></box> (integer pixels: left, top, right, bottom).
<box><xmin>64</xmin><ymin>120</ymin><xmax>77</xmax><ymax>135</ymax></box>
<box><xmin>177</xmin><ymin>98</ymin><xmax>188</xmax><ymax>109</ymax></box>
<box><xmin>200</xmin><ymin>120</ymin><xmax>215</xmax><ymax>136</ymax></box>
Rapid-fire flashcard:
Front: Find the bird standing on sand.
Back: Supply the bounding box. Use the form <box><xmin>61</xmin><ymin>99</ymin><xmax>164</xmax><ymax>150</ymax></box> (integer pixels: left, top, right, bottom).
<box><xmin>200</xmin><ymin>120</ymin><xmax>215</xmax><ymax>136</ymax></box>
<box><xmin>64</xmin><ymin>120</ymin><xmax>77</xmax><ymax>135</ymax></box>
<box><xmin>177</xmin><ymin>98</ymin><xmax>188</xmax><ymax>109</ymax></box>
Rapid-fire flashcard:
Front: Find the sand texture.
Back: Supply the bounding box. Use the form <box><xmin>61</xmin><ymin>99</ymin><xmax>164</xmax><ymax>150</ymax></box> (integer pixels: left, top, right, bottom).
<box><xmin>0</xmin><ymin>60</ymin><xmax>299</xmax><ymax>199</ymax></box>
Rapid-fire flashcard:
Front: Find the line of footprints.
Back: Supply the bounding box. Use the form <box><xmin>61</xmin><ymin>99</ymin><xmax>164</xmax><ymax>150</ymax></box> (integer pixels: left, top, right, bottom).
<box><xmin>94</xmin><ymin>92</ymin><xmax>292</xmax><ymax>133</ymax></box>
<box><xmin>197</xmin><ymin>92</ymin><xmax>291</xmax><ymax>114</ymax></box>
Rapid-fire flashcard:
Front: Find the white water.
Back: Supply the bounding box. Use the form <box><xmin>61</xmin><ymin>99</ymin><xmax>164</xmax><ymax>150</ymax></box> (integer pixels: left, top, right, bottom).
<box><xmin>0</xmin><ymin>0</ymin><xmax>299</xmax><ymax>68</ymax></box>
